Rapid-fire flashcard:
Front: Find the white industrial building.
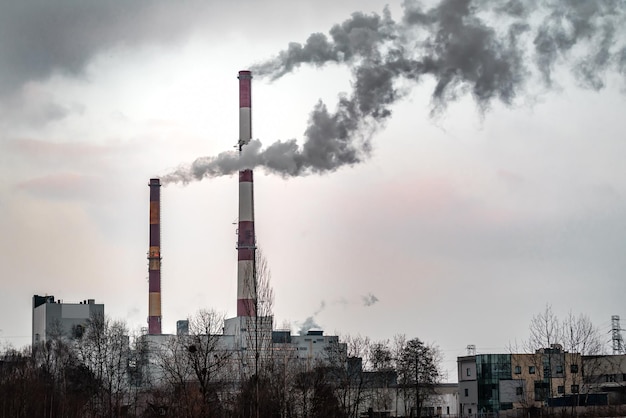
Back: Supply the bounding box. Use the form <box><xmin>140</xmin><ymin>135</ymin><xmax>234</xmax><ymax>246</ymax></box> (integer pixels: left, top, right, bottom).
<box><xmin>31</xmin><ymin>294</ymin><xmax>104</xmax><ymax>347</ymax></box>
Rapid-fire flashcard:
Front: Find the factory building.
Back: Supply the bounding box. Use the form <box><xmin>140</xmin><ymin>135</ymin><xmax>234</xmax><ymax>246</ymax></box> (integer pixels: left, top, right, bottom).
<box><xmin>32</xmin><ymin>295</ymin><xmax>104</xmax><ymax>347</ymax></box>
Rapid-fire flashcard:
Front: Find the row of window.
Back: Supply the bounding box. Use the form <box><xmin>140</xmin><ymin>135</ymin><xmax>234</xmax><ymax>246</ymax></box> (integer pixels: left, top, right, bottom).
<box><xmin>514</xmin><ymin>364</ymin><xmax>578</xmax><ymax>375</ymax></box>
<box><xmin>464</xmin><ymin>385</ymin><xmax>580</xmax><ymax>397</ymax></box>
<box><xmin>466</xmin><ymin>364</ymin><xmax>580</xmax><ymax>377</ymax></box>
<box><xmin>517</xmin><ymin>385</ymin><xmax>579</xmax><ymax>395</ymax></box>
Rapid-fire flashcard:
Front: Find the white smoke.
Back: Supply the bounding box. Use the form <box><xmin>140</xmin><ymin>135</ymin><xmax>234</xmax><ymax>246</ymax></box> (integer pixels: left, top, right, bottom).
<box><xmin>297</xmin><ymin>300</ymin><xmax>326</xmax><ymax>335</ymax></box>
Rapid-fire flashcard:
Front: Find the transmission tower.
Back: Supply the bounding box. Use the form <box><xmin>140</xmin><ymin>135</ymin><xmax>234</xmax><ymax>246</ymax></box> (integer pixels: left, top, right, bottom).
<box><xmin>611</xmin><ymin>315</ymin><xmax>624</xmax><ymax>354</ymax></box>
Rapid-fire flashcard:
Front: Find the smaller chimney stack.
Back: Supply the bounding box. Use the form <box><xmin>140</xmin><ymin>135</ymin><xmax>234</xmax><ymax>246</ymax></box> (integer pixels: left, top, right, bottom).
<box><xmin>148</xmin><ymin>178</ymin><xmax>162</xmax><ymax>334</ymax></box>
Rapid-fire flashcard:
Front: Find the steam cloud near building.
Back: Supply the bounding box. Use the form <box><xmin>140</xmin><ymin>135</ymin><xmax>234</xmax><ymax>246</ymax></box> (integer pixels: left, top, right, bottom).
<box><xmin>162</xmin><ymin>0</ymin><xmax>626</xmax><ymax>184</ymax></box>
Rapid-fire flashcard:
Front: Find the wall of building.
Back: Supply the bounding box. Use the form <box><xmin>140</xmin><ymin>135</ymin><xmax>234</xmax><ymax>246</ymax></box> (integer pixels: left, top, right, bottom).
<box><xmin>458</xmin><ymin>355</ymin><xmax>478</xmax><ymax>416</ymax></box>
<box><xmin>32</xmin><ymin>296</ymin><xmax>104</xmax><ymax>346</ymax></box>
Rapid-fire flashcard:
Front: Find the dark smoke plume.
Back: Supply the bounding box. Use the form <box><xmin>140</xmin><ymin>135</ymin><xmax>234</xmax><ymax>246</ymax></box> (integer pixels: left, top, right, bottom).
<box><xmin>163</xmin><ymin>0</ymin><xmax>626</xmax><ymax>184</ymax></box>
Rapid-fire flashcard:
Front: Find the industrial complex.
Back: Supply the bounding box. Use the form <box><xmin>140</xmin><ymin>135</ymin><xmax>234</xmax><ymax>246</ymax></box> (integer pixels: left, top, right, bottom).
<box><xmin>21</xmin><ymin>71</ymin><xmax>626</xmax><ymax>418</ymax></box>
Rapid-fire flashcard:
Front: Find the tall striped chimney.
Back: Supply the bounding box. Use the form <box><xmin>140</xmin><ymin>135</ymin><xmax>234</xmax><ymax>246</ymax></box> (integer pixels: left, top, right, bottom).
<box><xmin>237</xmin><ymin>70</ymin><xmax>256</xmax><ymax>317</ymax></box>
<box><xmin>148</xmin><ymin>178</ymin><xmax>162</xmax><ymax>333</ymax></box>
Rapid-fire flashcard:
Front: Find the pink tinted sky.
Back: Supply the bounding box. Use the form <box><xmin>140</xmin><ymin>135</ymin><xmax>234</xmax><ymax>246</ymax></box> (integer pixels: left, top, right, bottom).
<box><xmin>1</xmin><ymin>0</ymin><xmax>625</xmax><ymax>379</ymax></box>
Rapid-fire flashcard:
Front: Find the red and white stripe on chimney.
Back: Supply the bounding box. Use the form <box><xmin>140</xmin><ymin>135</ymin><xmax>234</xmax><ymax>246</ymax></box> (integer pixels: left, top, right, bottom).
<box><xmin>148</xmin><ymin>178</ymin><xmax>162</xmax><ymax>334</ymax></box>
<box><xmin>237</xmin><ymin>70</ymin><xmax>256</xmax><ymax>317</ymax></box>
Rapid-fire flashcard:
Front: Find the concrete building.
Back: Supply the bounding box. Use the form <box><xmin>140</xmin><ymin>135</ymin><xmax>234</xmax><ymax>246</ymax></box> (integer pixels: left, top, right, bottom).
<box><xmin>457</xmin><ymin>348</ymin><xmax>626</xmax><ymax>416</ymax></box>
<box><xmin>458</xmin><ymin>355</ymin><xmax>478</xmax><ymax>416</ymax></box>
<box><xmin>582</xmin><ymin>354</ymin><xmax>626</xmax><ymax>405</ymax></box>
<box><xmin>458</xmin><ymin>347</ymin><xmax>584</xmax><ymax>415</ymax></box>
<box><xmin>32</xmin><ymin>295</ymin><xmax>104</xmax><ymax>347</ymax></box>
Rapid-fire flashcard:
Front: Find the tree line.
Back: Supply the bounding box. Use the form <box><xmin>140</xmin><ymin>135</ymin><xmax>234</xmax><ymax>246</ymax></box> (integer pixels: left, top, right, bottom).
<box><xmin>0</xmin><ymin>310</ymin><xmax>443</xmax><ymax>418</ymax></box>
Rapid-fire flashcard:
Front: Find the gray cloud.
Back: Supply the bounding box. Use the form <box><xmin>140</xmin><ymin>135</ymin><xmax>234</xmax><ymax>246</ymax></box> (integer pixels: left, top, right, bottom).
<box><xmin>0</xmin><ymin>1</ymin><xmax>217</xmax><ymax>96</ymax></box>
<box><xmin>0</xmin><ymin>85</ymin><xmax>84</xmax><ymax>128</ymax></box>
<box><xmin>163</xmin><ymin>0</ymin><xmax>625</xmax><ymax>183</ymax></box>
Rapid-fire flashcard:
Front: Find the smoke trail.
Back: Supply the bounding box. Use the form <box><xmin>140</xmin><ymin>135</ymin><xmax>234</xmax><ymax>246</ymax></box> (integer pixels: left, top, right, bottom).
<box><xmin>163</xmin><ymin>0</ymin><xmax>626</xmax><ymax>183</ymax></box>
<box><xmin>297</xmin><ymin>300</ymin><xmax>326</xmax><ymax>335</ymax></box>
<box><xmin>362</xmin><ymin>293</ymin><xmax>379</xmax><ymax>307</ymax></box>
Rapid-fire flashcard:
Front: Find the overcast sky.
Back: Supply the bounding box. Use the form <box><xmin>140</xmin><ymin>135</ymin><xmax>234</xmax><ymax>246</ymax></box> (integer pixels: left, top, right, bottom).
<box><xmin>1</xmin><ymin>0</ymin><xmax>625</xmax><ymax>380</ymax></box>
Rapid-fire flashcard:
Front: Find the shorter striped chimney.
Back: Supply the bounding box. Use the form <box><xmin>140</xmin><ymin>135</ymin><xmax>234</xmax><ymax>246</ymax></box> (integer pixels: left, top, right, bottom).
<box><xmin>148</xmin><ymin>178</ymin><xmax>162</xmax><ymax>334</ymax></box>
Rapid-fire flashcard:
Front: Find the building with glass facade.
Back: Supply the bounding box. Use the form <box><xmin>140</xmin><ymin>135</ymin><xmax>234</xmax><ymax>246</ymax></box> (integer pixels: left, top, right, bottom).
<box><xmin>458</xmin><ymin>346</ymin><xmax>584</xmax><ymax>416</ymax></box>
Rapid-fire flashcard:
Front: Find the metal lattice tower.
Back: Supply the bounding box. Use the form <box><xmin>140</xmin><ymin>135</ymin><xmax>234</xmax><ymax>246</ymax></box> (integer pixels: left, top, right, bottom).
<box><xmin>612</xmin><ymin>315</ymin><xmax>624</xmax><ymax>354</ymax></box>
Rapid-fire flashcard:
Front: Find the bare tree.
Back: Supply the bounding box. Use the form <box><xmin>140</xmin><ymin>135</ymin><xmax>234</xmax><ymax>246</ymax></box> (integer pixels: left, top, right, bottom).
<box><xmin>157</xmin><ymin>309</ymin><xmax>232</xmax><ymax>418</ymax></box>
<box><xmin>526</xmin><ymin>304</ymin><xmax>562</xmax><ymax>353</ymax></box>
<box><xmin>562</xmin><ymin>311</ymin><xmax>604</xmax><ymax>356</ymax></box>
<box><xmin>395</xmin><ymin>337</ymin><xmax>441</xmax><ymax>418</ymax></box>
<box><xmin>323</xmin><ymin>333</ymin><xmax>369</xmax><ymax>417</ymax></box>
<box><xmin>239</xmin><ymin>247</ymin><xmax>275</xmax><ymax>417</ymax></box>
<box><xmin>75</xmin><ymin>314</ymin><xmax>130</xmax><ymax>417</ymax></box>
<box><xmin>516</xmin><ymin>305</ymin><xmax>605</xmax><ymax>414</ymax></box>
<box><xmin>367</xmin><ymin>340</ymin><xmax>396</xmax><ymax>414</ymax></box>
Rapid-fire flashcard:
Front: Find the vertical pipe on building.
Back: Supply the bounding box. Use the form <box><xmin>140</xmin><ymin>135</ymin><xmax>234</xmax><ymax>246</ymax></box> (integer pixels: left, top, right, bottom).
<box><xmin>237</xmin><ymin>70</ymin><xmax>256</xmax><ymax>317</ymax></box>
<box><xmin>148</xmin><ymin>178</ymin><xmax>162</xmax><ymax>333</ymax></box>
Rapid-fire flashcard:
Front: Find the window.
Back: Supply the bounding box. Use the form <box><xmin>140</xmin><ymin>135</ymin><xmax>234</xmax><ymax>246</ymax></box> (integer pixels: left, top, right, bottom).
<box><xmin>466</xmin><ymin>367</ymin><xmax>471</xmax><ymax>376</ymax></box>
<box><xmin>543</xmin><ymin>366</ymin><xmax>551</xmax><ymax>377</ymax></box>
<box><xmin>571</xmin><ymin>364</ymin><xmax>579</xmax><ymax>373</ymax></box>
<box><xmin>571</xmin><ymin>385</ymin><xmax>579</xmax><ymax>393</ymax></box>
<box><xmin>514</xmin><ymin>366</ymin><xmax>521</xmax><ymax>374</ymax></box>
<box><xmin>535</xmin><ymin>381</ymin><xmax>550</xmax><ymax>401</ymax></box>
<box><xmin>464</xmin><ymin>388</ymin><xmax>469</xmax><ymax>397</ymax></box>
<box><xmin>529</xmin><ymin>366</ymin><xmax>536</xmax><ymax>374</ymax></box>
<box><xmin>516</xmin><ymin>387</ymin><xmax>523</xmax><ymax>396</ymax></box>
<box><xmin>556</xmin><ymin>365</ymin><xmax>563</xmax><ymax>374</ymax></box>
<box><xmin>557</xmin><ymin>386</ymin><xmax>565</xmax><ymax>394</ymax></box>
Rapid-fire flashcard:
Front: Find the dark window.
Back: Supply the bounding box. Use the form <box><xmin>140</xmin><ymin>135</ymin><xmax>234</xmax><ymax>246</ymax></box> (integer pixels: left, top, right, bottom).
<box><xmin>73</xmin><ymin>324</ymin><xmax>84</xmax><ymax>339</ymax></box>
<box><xmin>529</xmin><ymin>366</ymin><xmax>536</xmax><ymax>374</ymax></box>
<box><xmin>469</xmin><ymin>409</ymin><xmax>472</xmax><ymax>414</ymax></box>
<box><xmin>516</xmin><ymin>387</ymin><xmax>523</xmax><ymax>396</ymax></box>
<box><xmin>514</xmin><ymin>366</ymin><xmax>521</xmax><ymax>374</ymax></box>
<box><xmin>543</xmin><ymin>366</ymin><xmax>551</xmax><ymax>377</ymax></box>
<box><xmin>467</xmin><ymin>367</ymin><xmax>471</xmax><ymax>376</ymax></box>
<box><xmin>571</xmin><ymin>364</ymin><xmax>579</xmax><ymax>373</ymax></box>
<box><xmin>558</xmin><ymin>386</ymin><xmax>565</xmax><ymax>394</ymax></box>
<box><xmin>556</xmin><ymin>365</ymin><xmax>563</xmax><ymax>374</ymax></box>
<box><xmin>571</xmin><ymin>385</ymin><xmax>579</xmax><ymax>393</ymax></box>
<box><xmin>464</xmin><ymin>388</ymin><xmax>469</xmax><ymax>397</ymax></box>
<box><xmin>535</xmin><ymin>381</ymin><xmax>550</xmax><ymax>401</ymax></box>
<box><xmin>500</xmin><ymin>403</ymin><xmax>513</xmax><ymax>410</ymax></box>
